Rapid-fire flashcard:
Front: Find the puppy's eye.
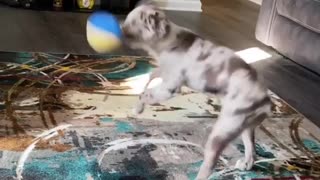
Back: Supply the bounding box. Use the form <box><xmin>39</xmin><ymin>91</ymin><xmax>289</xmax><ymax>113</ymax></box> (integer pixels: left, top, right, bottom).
<box><xmin>140</xmin><ymin>12</ymin><xmax>144</xmax><ymax>20</ymax></box>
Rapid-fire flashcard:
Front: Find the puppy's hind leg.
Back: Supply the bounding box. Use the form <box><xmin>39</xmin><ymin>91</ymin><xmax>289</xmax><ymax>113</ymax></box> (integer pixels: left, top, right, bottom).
<box><xmin>196</xmin><ymin>112</ymin><xmax>246</xmax><ymax>180</ymax></box>
<box><xmin>235</xmin><ymin>112</ymin><xmax>269</xmax><ymax>171</ymax></box>
<box><xmin>235</xmin><ymin>127</ymin><xmax>256</xmax><ymax>171</ymax></box>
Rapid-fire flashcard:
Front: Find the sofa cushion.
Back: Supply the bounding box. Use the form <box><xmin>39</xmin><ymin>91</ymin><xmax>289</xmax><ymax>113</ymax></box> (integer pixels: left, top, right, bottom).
<box><xmin>276</xmin><ymin>0</ymin><xmax>320</xmax><ymax>34</ymax></box>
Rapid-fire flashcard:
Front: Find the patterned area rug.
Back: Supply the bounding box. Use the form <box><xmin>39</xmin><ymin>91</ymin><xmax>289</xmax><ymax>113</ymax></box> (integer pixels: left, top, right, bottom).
<box><xmin>0</xmin><ymin>53</ymin><xmax>319</xmax><ymax>180</ymax></box>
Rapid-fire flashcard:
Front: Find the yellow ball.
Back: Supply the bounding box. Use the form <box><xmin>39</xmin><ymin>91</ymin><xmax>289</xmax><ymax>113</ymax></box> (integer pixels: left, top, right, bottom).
<box><xmin>86</xmin><ymin>12</ymin><xmax>122</xmax><ymax>53</ymax></box>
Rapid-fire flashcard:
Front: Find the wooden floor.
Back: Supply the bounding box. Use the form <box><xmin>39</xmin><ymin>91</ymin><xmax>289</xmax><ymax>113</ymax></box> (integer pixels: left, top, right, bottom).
<box><xmin>201</xmin><ymin>0</ymin><xmax>263</xmax><ymax>50</ymax></box>
<box><xmin>0</xmin><ymin>1</ymin><xmax>319</xmax><ymax>127</ymax></box>
<box><xmin>252</xmin><ymin>55</ymin><xmax>320</xmax><ymax>128</ymax></box>
<box><xmin>0</xmin><ymin>1</ymin><xmax>263</xmax><ymax>53</ymax></box>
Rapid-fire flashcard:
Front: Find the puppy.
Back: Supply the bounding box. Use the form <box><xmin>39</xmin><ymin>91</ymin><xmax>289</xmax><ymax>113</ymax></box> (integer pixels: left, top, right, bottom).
<box><xmin>122</xmin><ymin>1</ymin><xmax>271</xmax><ymax>179</ymax></box>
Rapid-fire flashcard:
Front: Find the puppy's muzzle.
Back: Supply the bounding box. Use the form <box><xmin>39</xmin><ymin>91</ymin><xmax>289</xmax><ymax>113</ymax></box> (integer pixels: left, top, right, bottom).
<box><xmin>122</xmin><ymin>25</ymin><xmax>134</xmax><ymax>39</ymax></box>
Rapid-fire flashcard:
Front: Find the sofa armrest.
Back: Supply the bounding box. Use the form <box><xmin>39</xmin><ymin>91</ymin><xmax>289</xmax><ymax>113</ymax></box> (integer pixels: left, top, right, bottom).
<box><xmin>255</xmin><ymin>0</ymin><xmax>277</xmax><ymax>46</ymax></box>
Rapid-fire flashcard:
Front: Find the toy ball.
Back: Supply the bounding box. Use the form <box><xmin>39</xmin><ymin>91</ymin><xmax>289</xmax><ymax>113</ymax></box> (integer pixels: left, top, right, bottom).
<box><xmin>86</xmin><ymin>11</ymin><xmax>122</xmax><ymax>53</ymax></box>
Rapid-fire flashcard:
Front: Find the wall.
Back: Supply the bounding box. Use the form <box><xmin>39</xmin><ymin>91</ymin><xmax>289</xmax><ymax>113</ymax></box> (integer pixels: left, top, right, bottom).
<box><xmin>154</xmin><ymin>0</ymin><xmax>202</xmax><ymax>12</ymax></box>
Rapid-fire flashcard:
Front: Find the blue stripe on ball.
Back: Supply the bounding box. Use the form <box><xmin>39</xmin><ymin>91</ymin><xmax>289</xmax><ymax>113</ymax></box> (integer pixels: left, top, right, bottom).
<box><xmin>88</xmin><ymin>11</ymin><xmax>122</xmax><ymax>39</ymax></box>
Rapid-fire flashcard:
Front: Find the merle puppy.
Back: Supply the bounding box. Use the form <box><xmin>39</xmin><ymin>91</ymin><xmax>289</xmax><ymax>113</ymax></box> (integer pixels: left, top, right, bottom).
<box><xmin>121</xmin><ymin>1</ymin><xmax>271</xmax><ymax>179</ymax></box>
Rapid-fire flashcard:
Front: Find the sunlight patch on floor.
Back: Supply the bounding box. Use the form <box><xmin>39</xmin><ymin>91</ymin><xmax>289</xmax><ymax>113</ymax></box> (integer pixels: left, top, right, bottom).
<box><xmin>236</xmin><ymin>47</ymin><xmax>272</xmax><ymax>64</ymax></box>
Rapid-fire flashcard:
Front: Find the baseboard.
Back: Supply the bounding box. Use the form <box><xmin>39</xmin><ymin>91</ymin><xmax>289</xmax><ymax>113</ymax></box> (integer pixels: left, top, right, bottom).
<box><xmin>249</xmin><ymin>0</ymin><xmax>262</xmax><ymax>5</ymax></box>
<box><xmin>154</xmin><ymin>0</ymin><xmax>202</xmax><ymax>12</ymax></box>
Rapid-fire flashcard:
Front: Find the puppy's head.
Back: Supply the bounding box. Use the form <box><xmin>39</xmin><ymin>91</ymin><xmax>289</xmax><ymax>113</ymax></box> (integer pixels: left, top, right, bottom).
<box><xmin>122</xmin><ymin>1</ymin><xmax>171</xmax><ymax>49</ymax></box>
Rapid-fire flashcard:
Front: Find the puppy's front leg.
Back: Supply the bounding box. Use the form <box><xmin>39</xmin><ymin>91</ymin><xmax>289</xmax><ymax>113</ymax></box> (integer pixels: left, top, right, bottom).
<box><xmin>142</xmin><ymin>84</ymin><xmax>176</xmax><ymax>105</ymax></box>
<box><xmin>133</xmin><ymin>68</ymin><xmax>162</xmax><ymax>115</ymax></box>
<box><xmin>133</xmin><ymin>74</ymin><xmax>182</xmax><ymax>114</ymax></box>
<box><xmin>144</xmin><ymin>68</ymin><xmax>162</xmax><ymax>91</ymax></box>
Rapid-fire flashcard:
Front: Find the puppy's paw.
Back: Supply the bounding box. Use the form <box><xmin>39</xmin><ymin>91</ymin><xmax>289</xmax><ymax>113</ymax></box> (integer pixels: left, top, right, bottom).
<box><xmin>142</xmin><ymin>90</ymin><xmax>157</xmax><ymax>104</ymax></box>
<box><xmin>132</xmin><ymin>107</ymin><xmax>143</xmax><ymax>116</ymax></box>
<box><xmin>132</xmin><ymin>102</ymin><xmax>145</xmax><ymax>116</ymax></box>
<box><xmin>142</xmin><ymin>93</ymin><xmax>151</xmax><ymax>103</ymax></box>
<box><xmin>235</xmin><ymin>158</ymin><xmax>254</xmax><ymax>171</ymax></box>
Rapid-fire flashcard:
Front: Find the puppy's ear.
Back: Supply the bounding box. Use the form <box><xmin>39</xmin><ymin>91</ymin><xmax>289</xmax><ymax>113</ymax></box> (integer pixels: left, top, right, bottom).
<box><xmin>135</xmin><ymin>0</ymin><xmax>156</xmax><ymax>7</ymax></box>
<box><xmin>146</xmin><ymin>11</ymin><xmax>170</xmax><ymax>38</ymax></box>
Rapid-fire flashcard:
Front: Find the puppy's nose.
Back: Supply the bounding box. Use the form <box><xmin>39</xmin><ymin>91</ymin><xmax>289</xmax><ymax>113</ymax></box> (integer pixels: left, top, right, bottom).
<box><xmin>121</xmin><ymin>26</ymin><xmax>129</xmax><ymax>37</ymax></box>
<box><xmin>121</xmin><ymin>23</ymin><xmax>128</xmax><ymax>33</ymax></box>
<box><xmin>122</xmin><ymin>27</ymin><xmax>135</xmax><ymax>40</ymax></box>
<box><xmin>120</xmin><ymin>23</ymin><xmax>125</xmax><ymax>31</ymax></box>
